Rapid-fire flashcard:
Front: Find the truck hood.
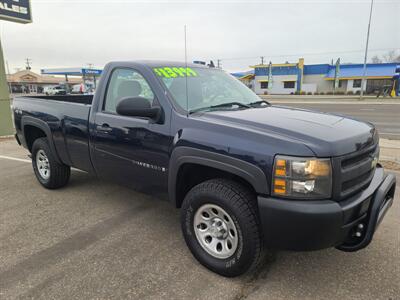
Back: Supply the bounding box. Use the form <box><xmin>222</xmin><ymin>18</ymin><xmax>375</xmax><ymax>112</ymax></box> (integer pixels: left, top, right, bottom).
<box><xmin>197</xmin><ymin>105</ymin><xmax>376</xmax><ymax>157</ymax></box>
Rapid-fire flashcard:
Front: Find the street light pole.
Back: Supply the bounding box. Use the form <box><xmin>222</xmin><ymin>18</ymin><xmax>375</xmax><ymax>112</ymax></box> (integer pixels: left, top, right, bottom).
<box><xmin>360</xmin><ymin>0</ymin><xmax>374</xmax><ymax>99</ymax></box>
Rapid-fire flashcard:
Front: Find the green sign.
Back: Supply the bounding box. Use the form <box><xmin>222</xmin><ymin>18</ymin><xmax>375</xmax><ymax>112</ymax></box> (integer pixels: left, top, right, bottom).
<box><xmin>0</xmin><ymin>1</ymin><xmax>32</xmax><ymax>136</ymax></box>
<box><xmin>0</xmin><ymin>38</ymin><xmax>13</xmax><ymax>136</ymax></box>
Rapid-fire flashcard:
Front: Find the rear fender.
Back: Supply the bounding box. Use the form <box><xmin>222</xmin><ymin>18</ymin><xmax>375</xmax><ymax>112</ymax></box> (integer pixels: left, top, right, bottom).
<box><xmin>21</xmin><ymin>116</ymin><xmax>62</xmax><ymax>164</ymax></box>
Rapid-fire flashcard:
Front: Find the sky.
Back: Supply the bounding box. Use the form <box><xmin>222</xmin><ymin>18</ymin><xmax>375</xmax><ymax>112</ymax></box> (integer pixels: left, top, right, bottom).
<box><xmin>1</xmin><ymin>0</ymin><xmax>399</xmax><ymax>73</ymax></box>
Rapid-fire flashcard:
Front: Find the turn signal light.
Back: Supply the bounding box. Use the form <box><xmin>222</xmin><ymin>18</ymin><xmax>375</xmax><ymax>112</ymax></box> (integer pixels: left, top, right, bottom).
<box><xmin>275</xmin><ymin>159</ymin><xmax>286</xmax><ymax>176</ymax></box>
<box><xmin>273</xmin><ymin>178</ymin><xmax>286</xmax><ymax>194</ymax></box>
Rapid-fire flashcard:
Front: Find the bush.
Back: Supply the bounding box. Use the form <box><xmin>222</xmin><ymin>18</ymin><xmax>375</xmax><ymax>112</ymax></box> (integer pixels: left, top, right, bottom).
<box><xmin>347</xmin><ymin>91</ymin><xmax>354</xmax><ymax>95</ymax></box>
<box><xmin>326</xmin><ymin>91</ymin><xmax>334</xmax><ymax>95</ymax></box>
<box><xmin>336</xmin><ymin>91</ymin><xmax>345</xmax><ymax>95</ymax></box>
<box><xmin>314</xmin><ymin>91</ymin><xmax>319</xmax><ymax>95</ymax></box>
<box><xmin>294</xmin><ymin>91</ymin><xmax>300</xmax><ymax>95</ymax></box>
<box><xmin>263</xmin><ymin>91</ymin><xmax>269</xmax><ymax>95</ymax></box>
<box><xmin>355</xmin><ymin>90</ymin><xmax>361</xmax><ymax>95</ymax></box>
<box><xmin>319</xmin><ymin>92</ymin><xmax>325</xmax><ymax>95</ymax></box>
<box><xmin>307</xmin><ymin>92</ymin><xmax>313</xmax><ymax>95</ymax></box>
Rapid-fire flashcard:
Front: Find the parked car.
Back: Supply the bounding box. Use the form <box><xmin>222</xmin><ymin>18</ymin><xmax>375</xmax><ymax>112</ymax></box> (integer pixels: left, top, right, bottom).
<box><xmin>71</xmin><ymin>83</ymin><xmax>89</xmax><ymax>94</ymax></box>
<box><xmin>44</xmin><ymin>85</ymin><xmax>67</xmax><ymax>96</ymax></box>
<box><xmin>12</xmin><ymin>61</ymin><xmax>396</xmax><ymax>277</ymax></box>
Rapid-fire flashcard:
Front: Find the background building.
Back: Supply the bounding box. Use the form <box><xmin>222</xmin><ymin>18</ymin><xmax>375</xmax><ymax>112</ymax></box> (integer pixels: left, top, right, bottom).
<box><xmin>7</xmin><ymin>69</ymin><xmax>82</xmax><ymax>94</ymax></box>
<box><xmin>235</xmin><ymin>59</ymin><xmax>399</xmax><ymax>95</ymax></box>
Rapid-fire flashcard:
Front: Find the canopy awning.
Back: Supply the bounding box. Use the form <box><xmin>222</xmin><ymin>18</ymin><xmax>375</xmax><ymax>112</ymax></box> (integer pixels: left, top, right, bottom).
<box><xmin>240</xmin><ymin>74</ymin><xmax>254</xmax><ymax>80</ymax></box>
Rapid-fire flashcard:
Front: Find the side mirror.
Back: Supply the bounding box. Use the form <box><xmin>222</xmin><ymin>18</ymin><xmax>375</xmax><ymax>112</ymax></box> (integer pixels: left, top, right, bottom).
<box><xmin>116</xmin><ymin>97</ymin><xmax>161</xmax><ymax>120</ymax></box>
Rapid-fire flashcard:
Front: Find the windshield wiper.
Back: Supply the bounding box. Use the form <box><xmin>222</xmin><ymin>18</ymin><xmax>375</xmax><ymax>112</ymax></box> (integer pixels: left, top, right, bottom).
<box><xmin>248</xmin><ymin>100</ymin><xmax>270</xmax><ymax>107</ymax></box>
<box><xmin>189</xmin><ymin>102</ymin><xmax>251</xmax><ymax>114</ymax></box>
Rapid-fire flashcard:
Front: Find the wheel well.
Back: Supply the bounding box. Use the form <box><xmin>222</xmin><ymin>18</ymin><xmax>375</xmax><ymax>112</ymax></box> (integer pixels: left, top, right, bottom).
<box><xmin>24</xmin><ymin>125</ymin><xmax>47</xmax><ymax>152</ymax></box>
<box><xmin>175</xmin><ymin>163</ymin><xmax>256</xmax><ymax>208</ymax></box>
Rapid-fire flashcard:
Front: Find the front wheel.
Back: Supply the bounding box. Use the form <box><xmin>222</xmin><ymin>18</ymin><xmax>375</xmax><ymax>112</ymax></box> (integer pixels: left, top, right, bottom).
<box><xmin>32</xmin><ymin>138</ymin><xmax>71</xmax><ymax>189</ymax></box>
<box><xmin>181</xmin><ymin>179</ymin><xmax>263</xmax><ymax>277</ymax></box>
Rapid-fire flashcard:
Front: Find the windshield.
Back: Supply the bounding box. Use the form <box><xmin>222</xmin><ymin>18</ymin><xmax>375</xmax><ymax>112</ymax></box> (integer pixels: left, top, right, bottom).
<box><xmin>153</xmin><ymin>66</ymin><xmax>261</xmax><ymax>112</ymax></box>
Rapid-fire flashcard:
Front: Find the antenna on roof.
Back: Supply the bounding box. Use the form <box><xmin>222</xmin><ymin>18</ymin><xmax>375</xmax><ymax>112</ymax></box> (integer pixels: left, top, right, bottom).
<box><xmin>184</xmin><ymin>25</ymin><xmax>189</xmax><ymax>117</ymax></box>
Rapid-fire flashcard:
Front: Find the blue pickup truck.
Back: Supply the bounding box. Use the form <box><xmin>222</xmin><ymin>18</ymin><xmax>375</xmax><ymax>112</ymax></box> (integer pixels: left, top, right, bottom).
<box><xmin>13</xmin><ymin>61</ymin><xmax>396</xmax><ymax>277</ymax></box>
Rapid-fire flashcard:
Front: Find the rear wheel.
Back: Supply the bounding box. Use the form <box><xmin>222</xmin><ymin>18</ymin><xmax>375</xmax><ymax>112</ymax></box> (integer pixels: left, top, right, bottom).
<box><xmin>32</xmin><ymin>138</ymin><xmax>70</xmax><ymax>189</ymax></box>
<box><xmin>181</xmin><ymin>179</ymin><xmax>262</xmax><ymax>277</ymax></box>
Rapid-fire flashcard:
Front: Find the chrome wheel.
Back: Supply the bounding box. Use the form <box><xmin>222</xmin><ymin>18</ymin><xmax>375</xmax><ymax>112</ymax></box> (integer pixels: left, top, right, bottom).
<box><xmin>36</xmin><ymin>149</ymin><xmax>50</xmax><ymax>180</ymax></box>
<box><xmin>193</xmin><ymin>204</ymin><xmax>238</xmax><ymax>259</ymax></box>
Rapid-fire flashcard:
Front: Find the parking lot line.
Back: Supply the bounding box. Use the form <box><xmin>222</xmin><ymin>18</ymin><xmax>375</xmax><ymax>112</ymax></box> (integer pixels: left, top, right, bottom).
<box><xmin>0</xmin><ymin>155</ymin><xmax>31</xmax><ymax>163</ymax></box>
<box><xmin>0</xmin><ymin>155</ymin><xmax>86</xmax><ymax>173</ymax></box>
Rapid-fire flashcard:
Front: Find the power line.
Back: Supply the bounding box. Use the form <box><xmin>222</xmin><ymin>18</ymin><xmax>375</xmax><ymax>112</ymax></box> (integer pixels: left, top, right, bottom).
<box><xmin>218</xmin><ymin>47</ymin><xmax>399</xmax><ymax>61</ymax></box>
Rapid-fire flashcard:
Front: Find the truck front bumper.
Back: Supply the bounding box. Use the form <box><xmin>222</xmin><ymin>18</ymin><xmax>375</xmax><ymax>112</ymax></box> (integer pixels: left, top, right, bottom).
<box><xmin>257</xmin><ymin>166</ymin><xmax>396</xmax><ymax>251</ymax></box>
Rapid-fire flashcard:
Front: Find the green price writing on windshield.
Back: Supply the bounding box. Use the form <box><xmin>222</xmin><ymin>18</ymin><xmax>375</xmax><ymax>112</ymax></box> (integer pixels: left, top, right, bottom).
<box><xmin>153</xmin><ymin>67</ymin><xmax>198</xmax><ymax>78</ymax></box>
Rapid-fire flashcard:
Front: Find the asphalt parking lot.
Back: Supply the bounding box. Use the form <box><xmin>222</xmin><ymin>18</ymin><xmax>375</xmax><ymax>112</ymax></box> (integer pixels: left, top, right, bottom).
<box><xmin>0</xmin><ymin>139</ymin><xmax>399</xmax><ymax>300</ymax></box>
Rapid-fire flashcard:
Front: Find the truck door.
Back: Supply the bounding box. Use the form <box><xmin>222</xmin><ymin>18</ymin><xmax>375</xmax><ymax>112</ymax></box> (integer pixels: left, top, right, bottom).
<box><xmin>92</xmin><ymin>68</ymin><xmax>171</xmax><ymax>192</ymax></box>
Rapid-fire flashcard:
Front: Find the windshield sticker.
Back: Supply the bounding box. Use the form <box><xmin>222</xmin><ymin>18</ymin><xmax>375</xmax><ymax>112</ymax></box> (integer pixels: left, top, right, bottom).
<box><xmin>153</xmin><ymin>67</ymin><xmax>197</xmax><ymax>78</ymax></box>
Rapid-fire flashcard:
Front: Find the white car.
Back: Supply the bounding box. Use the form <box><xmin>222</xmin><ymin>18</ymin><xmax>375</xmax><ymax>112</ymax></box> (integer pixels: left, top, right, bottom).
<box><xmin>44</xmin><ymin>86</ymin><xmax>66</xmax><ymax>96</ymax></box>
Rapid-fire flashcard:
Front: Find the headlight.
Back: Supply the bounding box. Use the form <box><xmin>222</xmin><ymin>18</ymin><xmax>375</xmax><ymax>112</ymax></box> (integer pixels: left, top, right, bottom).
<box><xmin>272</xmin><ymin>155</ymin><xmax>332</xmax><ymax>199</ymax></box>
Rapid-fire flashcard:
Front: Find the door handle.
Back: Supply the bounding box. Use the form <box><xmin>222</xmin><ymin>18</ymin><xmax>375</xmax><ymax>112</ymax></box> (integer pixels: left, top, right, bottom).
<box><xmin>97</xmin><ymin>123</ymin><xmax>112</xmax><ymax>133</ymax></box>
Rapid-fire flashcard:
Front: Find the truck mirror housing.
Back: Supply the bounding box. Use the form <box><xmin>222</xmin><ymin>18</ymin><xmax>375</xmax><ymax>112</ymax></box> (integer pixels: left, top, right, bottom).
<box><xmin>116</xmin><ymin>97</ymin><xmax>161</xmax><ymax>120</ymax></box>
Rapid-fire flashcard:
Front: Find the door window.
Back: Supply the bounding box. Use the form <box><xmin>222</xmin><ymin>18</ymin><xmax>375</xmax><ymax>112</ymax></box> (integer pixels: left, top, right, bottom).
<box><xmin>104</xmin><ymin>68</ymin><xmax>154</xmax><ymax>113</ymax></box>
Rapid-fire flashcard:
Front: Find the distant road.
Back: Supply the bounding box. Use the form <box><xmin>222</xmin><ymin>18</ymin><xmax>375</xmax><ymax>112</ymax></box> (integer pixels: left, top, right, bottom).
<box><xmin>269</xmin><ymin>101</ymin><xmax>400</xmax><ymax>140</ymax></box>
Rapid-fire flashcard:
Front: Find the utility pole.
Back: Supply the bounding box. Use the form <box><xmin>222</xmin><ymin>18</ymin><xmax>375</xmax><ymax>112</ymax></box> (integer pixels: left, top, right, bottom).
<box><xmin>360</xmin><ymin>0</ymin><xmax>374</xmax><ymax>99</ymax></box>
<box><xmin>217</xmin><ymin>59</ymin><xmax>221</xmax><ymax>69</ymax></box>
<box><xmin>25</xmin><ymin>58</ymin><xmax>32</xmax><ymax>70</ymax></box>
<box><xmin>260</xmin><ymin>56</ymin><xmax>265</xmax><ymax>65</ymax></box>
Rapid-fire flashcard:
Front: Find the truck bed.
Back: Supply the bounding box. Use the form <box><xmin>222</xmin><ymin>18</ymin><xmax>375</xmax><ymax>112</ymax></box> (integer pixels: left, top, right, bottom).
<box><xmin>13</xmin><ymin>95</ymin><xmax>94</xmax><ymax>173</ymax></box>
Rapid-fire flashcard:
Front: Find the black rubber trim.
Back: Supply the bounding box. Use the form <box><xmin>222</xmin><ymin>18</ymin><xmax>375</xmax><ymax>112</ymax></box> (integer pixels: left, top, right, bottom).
<box><xmin>168</xmin><ymin>147</ymin><xmax>268</xmax><ymax>207</ymax></box>
<box><xmin>257</xmin><ymin>196</ymin><xmax>343</xmax><ymax>250</ymax></box>
<box><xmin>14</xmin><ymin>133</ymin><xmax>21</xmax><ymax>145</ymax></box>
<box><xmin>337</xmin><ymin>173</ymin><xmax>396</xmax><ymax>252</ymax></box>
<box><xmin>257</xmin><ymin>168</ymin><xmax>396</xmax><ymax>251</ymax></box>
<box><xmin>21</xmin><ymin>116</ymin><xmax>62</xmax><ymax>164</ymax></box>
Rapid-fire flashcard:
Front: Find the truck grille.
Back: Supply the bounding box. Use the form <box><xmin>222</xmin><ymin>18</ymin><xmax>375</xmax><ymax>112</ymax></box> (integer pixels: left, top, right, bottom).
<box><xmin>332</xmin><ymin>143</ymin><xmax>379</xmax><ymax>200</ymax></box>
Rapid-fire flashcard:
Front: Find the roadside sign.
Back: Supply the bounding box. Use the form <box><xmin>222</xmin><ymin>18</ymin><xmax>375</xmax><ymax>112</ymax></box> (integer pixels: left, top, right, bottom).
<box><xmin>0</xmin><ymin>1</ymin><xmax>32</xmax><ymax>136</ymax></box>
<box><xmin>0</xmin><ymin>0</ymin><xmax>32</xmax><ymax>24</ymax></box>
<box><xmin>82</xmin><ymin>68</ymin><xmax>102</xmax><ymax>76</ymax></box>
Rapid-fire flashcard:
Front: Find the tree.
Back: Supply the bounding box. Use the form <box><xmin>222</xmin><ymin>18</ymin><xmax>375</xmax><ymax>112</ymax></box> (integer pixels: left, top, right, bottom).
<box><xmin>370</xmin><ymin>50</ymin><xmax>400</xmax><ymax>63</ymax></box>
<box><xmin>383</xmin><ymin>50</ymin><xmax>399</xmax><ymax>63</ymax></box>
<box><xmin>371</xmin><ymin>55</ymin><xmax>382</xmax><ymax>63</ymax></box>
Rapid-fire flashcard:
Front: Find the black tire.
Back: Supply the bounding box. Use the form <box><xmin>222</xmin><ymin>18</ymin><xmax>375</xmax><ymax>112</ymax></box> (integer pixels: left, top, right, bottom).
<box><xmin>31</xmin><ymin>137</ymin><xmax>70</xmax><ymax>189</ymax></box>
<box><xmin>181</xmin><ymin>179</ymin><xmax>263</xmax><ymax>277</ymax></box>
